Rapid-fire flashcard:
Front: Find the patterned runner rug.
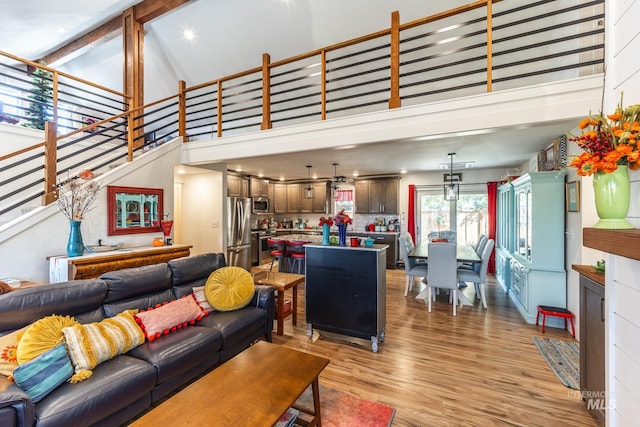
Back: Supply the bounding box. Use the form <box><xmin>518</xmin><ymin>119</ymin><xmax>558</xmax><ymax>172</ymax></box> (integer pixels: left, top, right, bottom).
<box><xmin>292</xmin><ymin>383</ymin><xmax>395</xmax><ymax>427</ymax></box>
<box><xmin>532</xmin><ymin>336</ymin><xmax>580</xmax><ymax>390</ymax></box>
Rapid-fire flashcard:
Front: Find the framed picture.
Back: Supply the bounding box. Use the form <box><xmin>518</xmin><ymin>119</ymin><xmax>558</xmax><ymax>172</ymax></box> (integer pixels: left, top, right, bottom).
<box><xmin>543</xmin><ymin>142</ymin><xmax>557</xmax><ymax>171</ymax></box>
<box><xmin>566</xmin><ymin>181</ymin><xmax>580</xmax><ymax>212</ymax></box>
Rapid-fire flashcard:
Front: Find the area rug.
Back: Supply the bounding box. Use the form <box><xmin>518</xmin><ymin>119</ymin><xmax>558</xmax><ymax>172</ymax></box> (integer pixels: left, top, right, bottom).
<box><xmin>291</xmin><ymin>384</ymin><xmax>395</xmax><ymax>427</ymax></box>
<box><xmin>532</xmin><ymin>336</ymin><xmax>580</xmax><ymax>390</ymax></box>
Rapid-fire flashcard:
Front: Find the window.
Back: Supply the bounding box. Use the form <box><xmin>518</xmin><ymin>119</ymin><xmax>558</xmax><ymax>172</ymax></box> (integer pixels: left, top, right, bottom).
<box><xmin>416</xmin><ymin>186</ymin><xmax>487</xmax><ymax>244</ymax></box>
<box><xmin>334</xmin><ymin>189</ymin><xmax>353</xmax><ymax>216</ymax></box>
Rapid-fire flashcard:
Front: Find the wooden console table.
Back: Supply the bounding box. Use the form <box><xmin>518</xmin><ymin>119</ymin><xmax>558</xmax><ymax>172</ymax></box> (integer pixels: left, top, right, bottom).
<box><xmin>48</xmin><ymin>244</ymin><xmax>192</xmax><ymax>283</ymax></box>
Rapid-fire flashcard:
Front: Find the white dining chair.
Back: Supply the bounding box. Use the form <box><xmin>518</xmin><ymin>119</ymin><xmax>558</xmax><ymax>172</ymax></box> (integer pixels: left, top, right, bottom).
<box><xmin>426</xmin><ymin>242</ymin><xmax>460</xmax><ymax>315</ymax></box>
<box><xmin>399</xmin><ymin>234</ymin><xmax>428</xmax><ymax>296</ymax></box>
<box><xmin>457</xmin><ymin>239</ymin><xmax>495</xmax><ymax>309</ymax></box>
<box><xmin>438</xmin><ymin>230</ymin><xmax>457</xmax><ymax>244</ymax></box>
<box><xmin>460</xmin><ymin>234</ymin><xmax>488</xmax><ymax>272</ymax></box>
<box><xmin>427</xmin><ymin>231</ymin><xmax>440</xmax><ymax>242</ymax></box>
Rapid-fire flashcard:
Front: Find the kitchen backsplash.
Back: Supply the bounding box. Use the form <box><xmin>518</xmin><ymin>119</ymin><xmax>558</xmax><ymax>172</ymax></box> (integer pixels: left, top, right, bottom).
<box><xmin>253</xmin><ymin>213</ymin><xmax>399</xmax><ymax>232</ymax></box>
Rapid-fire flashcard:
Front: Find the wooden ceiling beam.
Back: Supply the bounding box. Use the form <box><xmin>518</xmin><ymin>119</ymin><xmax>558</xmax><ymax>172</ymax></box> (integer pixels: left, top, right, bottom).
<box><xmin>134</xmin><ymin>0</ymin><xmax>192</xmax><ymax>23</ymax></box>
<box><xmin>39</xmin><ymin>0</ymin><xmax>192</xmax><ymax>66</ymax></box>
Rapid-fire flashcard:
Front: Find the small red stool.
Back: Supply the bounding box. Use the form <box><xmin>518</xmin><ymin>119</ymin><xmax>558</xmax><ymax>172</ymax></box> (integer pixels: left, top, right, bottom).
<box><xmin>536</xmin><ymin>305</ymin><xmax>575</xmax><ymax>337</ymax></box>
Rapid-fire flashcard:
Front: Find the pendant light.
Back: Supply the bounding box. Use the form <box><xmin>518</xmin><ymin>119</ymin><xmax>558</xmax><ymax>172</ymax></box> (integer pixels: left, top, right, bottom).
<box><xmin>304</xmin><ymin>165</ymin><xmax>314</xmax><ymax>199</ymax></box>
<box><xmin>444</xmin><ymin>152</ymin><xmax>459</xmax><ymax>201</ymax></box>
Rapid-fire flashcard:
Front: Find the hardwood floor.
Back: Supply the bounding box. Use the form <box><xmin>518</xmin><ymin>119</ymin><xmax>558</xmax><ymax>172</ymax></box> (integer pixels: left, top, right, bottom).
<box><xmin>271</xmin><ymin>269</ymin><xmax>597</xmax><ymax>426</ymax></box>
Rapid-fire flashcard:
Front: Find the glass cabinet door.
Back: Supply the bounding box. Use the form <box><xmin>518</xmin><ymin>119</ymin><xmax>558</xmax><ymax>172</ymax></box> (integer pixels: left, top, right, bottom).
<box><xmin>515</xmin><ymin>189</ymin><xmax>532</xmax><ymax>261</ymax></box>
<box><xmin>517</xmin><ymin>191</ymin><xmax>527</xmax><ymax>258</ymax></box>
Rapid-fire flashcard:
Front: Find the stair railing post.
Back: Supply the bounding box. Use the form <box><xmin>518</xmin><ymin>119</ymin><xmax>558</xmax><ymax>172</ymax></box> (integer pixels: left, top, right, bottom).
<box><xmin>389</xmin><ymin>11</ymin><xmax>401</xmax><ymax>109</ymax></box>
<box><xmin>127</xmin><ymin>99</ymin><xmax>134</xmax><ymax>162</ymax></box>
<box><xmin>261</xmin><ymin>53</ymin><xmax>272</xmax><ymax>130</ymax></box>
<box><xmin>178</xmin><ymin>80</ymin><xmax>187</xmax><ymax>142</ymax></box>
<box><xmin>42</xmin><ymin>121</ymin><xmax>58</xmax><ymax>205</ymax></box>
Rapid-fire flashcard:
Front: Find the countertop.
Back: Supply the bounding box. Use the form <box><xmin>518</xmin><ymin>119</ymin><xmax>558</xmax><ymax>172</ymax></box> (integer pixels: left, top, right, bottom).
<box><xmin>572</xmin><ymin>264</ymin><xmax>605</xmax><ymax>286</ymax></box>
<box><xmin>305</xmin><ymin>243</ymin><xmax>388</xmax><ymax>251</ymax></box>
<box><xmin>274</xmin><ymin>228</ymin><xmax>399</xmax><ymax>235</ymax></box>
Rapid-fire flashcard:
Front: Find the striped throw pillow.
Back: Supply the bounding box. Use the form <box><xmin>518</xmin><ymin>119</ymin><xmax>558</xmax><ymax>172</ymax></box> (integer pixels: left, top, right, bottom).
<box><xmin>12</xmin><ymin>344</ymin><xmax>73</xmax><ymax>403</ymax></box>
<box><xmin>61</xmin><ymin>310</ymin><xmax>144</xmax><ymax>383</ymax></box>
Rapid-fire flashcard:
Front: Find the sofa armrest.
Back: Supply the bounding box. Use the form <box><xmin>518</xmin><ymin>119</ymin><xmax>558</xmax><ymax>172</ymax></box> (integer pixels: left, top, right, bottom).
<box><xmin>251</xmin><ymin>285</ymin><xmax>276</xmax><ymax>342</ymax></box>
<box><xmin>0</xmin><ymin>377</ymin><xmax>34</xmax><ymax>427</ymax></box>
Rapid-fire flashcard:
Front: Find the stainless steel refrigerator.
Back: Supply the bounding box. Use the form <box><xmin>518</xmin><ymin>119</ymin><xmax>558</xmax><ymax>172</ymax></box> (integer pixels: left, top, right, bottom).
<box><xmin>226</xmin><ymin>197</ymin><xmax>252</xmax><ymax>270</ymax></box>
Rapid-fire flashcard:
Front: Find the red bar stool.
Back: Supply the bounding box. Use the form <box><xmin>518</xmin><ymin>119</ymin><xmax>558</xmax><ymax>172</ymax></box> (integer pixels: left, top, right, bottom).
<box><xmin>536</xmin><ymin>305</ymin><xmax>575</xmax><ymax>337</ymax></box>
<box><xmin>286</xmin><ymin>241</ymin><xmax>309</xmax><ymax>274</ymax></box>
<box><xmin>267</xmin><ymin>238</ymin><xmax>286</xmax><ymax>272</ymax></box>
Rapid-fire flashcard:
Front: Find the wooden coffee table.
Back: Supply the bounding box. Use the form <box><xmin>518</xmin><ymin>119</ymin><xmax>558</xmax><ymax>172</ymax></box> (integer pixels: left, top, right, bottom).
<box><xmin>129</xmin><ymin>341</ymin><xmax>329</xmax><ymax>426</ymax></box>
<box><xmin>252</xmin><ymin>271</ymin><xmax>305</xmax><ymax>336</ymax></box>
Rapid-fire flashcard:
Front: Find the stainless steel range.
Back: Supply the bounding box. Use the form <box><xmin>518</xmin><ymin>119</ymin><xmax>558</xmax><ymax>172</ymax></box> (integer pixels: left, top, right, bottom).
<box><xmin>251</xmin><ymin>229</ymin><xmax>276</xmax><ymax>266</ymax></box>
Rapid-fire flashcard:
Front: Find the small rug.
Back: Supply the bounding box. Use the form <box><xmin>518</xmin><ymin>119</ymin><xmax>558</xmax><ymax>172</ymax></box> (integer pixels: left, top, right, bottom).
<box><xmin>532</xmin><ymin>336</ymin><xmax>580</xmax><ymax>390</ymax></box>
<box><xmin>292</xmin><ymin>384</ymin><xmax>395</xmax><ymax>427</ymax></box>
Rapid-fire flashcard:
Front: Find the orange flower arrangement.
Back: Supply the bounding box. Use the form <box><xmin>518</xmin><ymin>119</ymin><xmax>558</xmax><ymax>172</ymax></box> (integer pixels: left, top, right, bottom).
<box><xmin>568</xmin><ymin>94</ymin><xmax>640</xmax><ymax>176</ymax></box>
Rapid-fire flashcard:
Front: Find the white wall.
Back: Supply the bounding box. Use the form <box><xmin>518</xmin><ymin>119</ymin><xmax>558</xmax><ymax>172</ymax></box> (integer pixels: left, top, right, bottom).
<box><xmin>604</xmin><ymin>0</ymin><xmax>640</xmax><ymax>424</ymax></box>
<box><xmin>175</xmin><ymin>168</ymin><xmax>225</xmax><ymax>256</ymax></box>
<box><xmin>0</xmin><ymin>140</ymin><xmax>182</xmax><ymax>284</ymax></box>
<box><xmin>0</xmin><ymin>124</ymin><xmax>43</xmax><ymax>157</ymax></box>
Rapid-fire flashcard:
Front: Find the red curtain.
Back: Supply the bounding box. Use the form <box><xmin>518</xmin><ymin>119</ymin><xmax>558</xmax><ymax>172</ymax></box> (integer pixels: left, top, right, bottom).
<box><xmin>408</xmin><ymin>184</ymin><xmax>416</xmax><ymax>243</ymax></box>
<box><xmin>487</xmin><ymin>181</ymin><xmax>498</xmax><ymax>274</ymax></box>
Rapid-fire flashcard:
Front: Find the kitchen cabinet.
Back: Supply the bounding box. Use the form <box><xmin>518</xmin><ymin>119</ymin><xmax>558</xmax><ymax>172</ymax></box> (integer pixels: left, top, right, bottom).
<box><xmin>350</xmin><ymin>232</ymin><xmax>398</xmax><ymax>269</ymax></box>
<box><xmin>577</xmin><ymin>267</ymin><xmax>605</xmax><ymax>426</ymax></box>
<box><xmin>250</xmin><ymin>177</ymin><xmax>270</xmax><ymax>197</ymax></box>
<box><xmin>227</xmin><ymin>174</ymin><xmax>248</xmax><ymax>197</ymax></box>
<box><xmin>287</xmin><ymin>184</ymin><xmax>302</xmax><ymax>213</ymax></box>
<box><xmin>273</xmin><ymin>183</ymin><xmax>287</xmax><ymax>214</ymax></box>
<box><xmin>279</xmin><ymin>182</ymin><xmax>328</xmax><ymax>213</ymax></box>
<box><xmin>506</xmin><ymin>172</ymin><xmax>566</xmax><ymax>325</ymax></box>
<box><xmin>267</xmin><ymin>183</ymin><xmax>275</xmax><ymax>213</ymax></box>
<box><xmin>305</xmin><ymin>244</ymin><xmax>387</xmax><ymax>353</ymax></box>
<box><xmin>355</xmin><ymin>179</ymin><xmax>399</xmax><ymax>214</ymax></box>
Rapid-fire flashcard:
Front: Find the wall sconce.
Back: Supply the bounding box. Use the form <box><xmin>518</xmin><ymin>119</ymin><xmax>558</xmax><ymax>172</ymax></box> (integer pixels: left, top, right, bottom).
<box><xmin>304</xmin><ymin>165</ymin><xmax>314</xmax><ymax>199</ymax></box>
<box><xmin>444</xmin><ymin>152</ymin><xmax>459</xmax><ymax>201</ymax></box>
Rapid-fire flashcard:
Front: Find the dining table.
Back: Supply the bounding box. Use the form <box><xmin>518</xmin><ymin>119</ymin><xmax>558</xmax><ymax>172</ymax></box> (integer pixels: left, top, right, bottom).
<box><xmin>408</xmin><ymin>243</ymin><xmax>481</xmax><ymax>305</ymax></box>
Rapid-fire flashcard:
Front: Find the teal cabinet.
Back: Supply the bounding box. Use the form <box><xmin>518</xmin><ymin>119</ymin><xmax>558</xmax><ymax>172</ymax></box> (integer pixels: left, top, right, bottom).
<box><xmin>498</xmin><ymin>172</ymin><xmax>567</xmax><ymax>325</ymax></box>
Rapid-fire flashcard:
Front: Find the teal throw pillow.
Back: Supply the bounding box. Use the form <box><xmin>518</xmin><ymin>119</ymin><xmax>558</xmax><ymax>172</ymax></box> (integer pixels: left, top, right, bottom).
<box><xmin>12</xmin><ymin>344</ymin><xmax>73</xmax><ymax>403</ymax></box>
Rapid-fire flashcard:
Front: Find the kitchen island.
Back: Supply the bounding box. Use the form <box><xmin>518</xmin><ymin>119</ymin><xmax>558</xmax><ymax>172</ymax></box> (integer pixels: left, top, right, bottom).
<box><xmin>305</xmin><ymin>243</ymin><xmax>387</xmax><ymax>353</ymax></box>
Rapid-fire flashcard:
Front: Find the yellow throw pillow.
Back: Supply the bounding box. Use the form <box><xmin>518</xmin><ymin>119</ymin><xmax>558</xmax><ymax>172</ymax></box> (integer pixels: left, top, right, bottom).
<box><xmin>0</xmin><ymin>326</ymin><xmax>29</xmax><ymax>377</ymax></box>
<box><xmin>205</xmin><ymin>266</ymin><xmax>255</xmax><ymax>312</ymax></box>
<box><xmin>62</xmin><ymin>310</ymin><xmax>145</xmax><ymax>383</ymax></box>
<box><xmin>17</xmin><ymin>315</ymin><xmax>78</xmax><ymax>364</ymax></box>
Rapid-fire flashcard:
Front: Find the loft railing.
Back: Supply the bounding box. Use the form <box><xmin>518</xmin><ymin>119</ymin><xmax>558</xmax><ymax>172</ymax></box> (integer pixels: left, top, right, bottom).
<box><xmin>0</xmin><ymin>0</ymin><xmax>604</xmax><ymax>221</ymax></box>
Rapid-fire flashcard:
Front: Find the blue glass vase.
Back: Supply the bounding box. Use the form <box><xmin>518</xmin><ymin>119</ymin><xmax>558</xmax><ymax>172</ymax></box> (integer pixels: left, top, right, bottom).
<box><xmin>67</xmin><ymin>220</ymin><xmax>84</xmax><ymax>257</ymax></box>
<box><xmin>337</xmin><ymin>224</ymin><xmax>347</xmax><ymax>246</ymax></box>
<box><xmin>322</xmin><ymin>223</ymin><xmax>330</xmax><ymax>245</ymax></box>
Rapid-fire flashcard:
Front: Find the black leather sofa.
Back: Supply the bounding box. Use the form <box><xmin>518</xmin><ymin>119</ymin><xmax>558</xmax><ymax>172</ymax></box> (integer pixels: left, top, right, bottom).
<box><xmin>0</xmin><ymin>253</ymin><xmax>275</xmax><ymax>427</ymax></box>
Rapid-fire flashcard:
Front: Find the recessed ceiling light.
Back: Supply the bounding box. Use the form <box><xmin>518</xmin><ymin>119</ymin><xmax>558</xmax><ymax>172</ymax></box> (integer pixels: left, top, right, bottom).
<box><xmin>183</xmin><ymin>29</ymin><xmax>196</xmax><ymax>41</ymax></box>
<box><xmin>400</xmin><ymin>169</ymin><xmax>407</xmax><ymax>174</ymax></box>
<box><xmin>279</xmin><ymin>176</ymin><xmax>285</xmax><ymax>181</ymax></box>
<box><xmin>352</xmin><ymin>171</ymin><xmax>359</xmax><ymax>177</ymax></box>
<box><xmin>257</xmin><ymin>172</ymin><xmax>264</xmax><ymax>178</ymax></box>
<box><xmin>177</xmin><ymin>168</ymin><xmax>186</xmax><ymax>174</ymax></box>
<box><xmin>235</xmin><ymin>167</ymin><xmax>242</xmax><ymax>172</ymax></box>
<box><xmin>57</xmin><ymin>27</ymin><xmax>68</xmax><ymax>33</ymax></box>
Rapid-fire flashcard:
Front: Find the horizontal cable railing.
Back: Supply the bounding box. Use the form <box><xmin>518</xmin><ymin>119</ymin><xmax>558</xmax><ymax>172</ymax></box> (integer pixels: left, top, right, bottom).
<box><xmin>0</xmin><ymin>0</ymin><xmax>605</xmax><ymax>221</ymax></box>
